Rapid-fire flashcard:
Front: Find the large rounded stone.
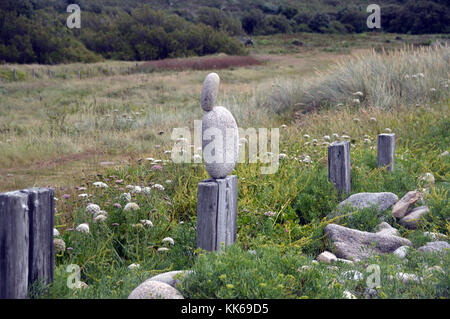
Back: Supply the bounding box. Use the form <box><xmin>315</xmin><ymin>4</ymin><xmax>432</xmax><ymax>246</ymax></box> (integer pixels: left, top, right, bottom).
<box><xmin>399</xmin><ymin>206</ymin><xmax>429</xmax><ymax>229</ymax></box>
<box><xmin>201</xmin><ymin>73</ymin><xmax>220</xmax><ymax>111</ymax></box>
<box><xmin>128</xmin><ymin>280</ymin><xmax>184</xmax><ymax>299</ymax></box>
<box><xmin>148</xmin><ymin>270</ymin><xmax>191</xmax><ymax>287</ymax></box>
<box><xmin>202</xmin><ymin>106</ymin><xmax>239</xmax><ymax>179</ymax></box>
<box><xmin>417</xmin><ymin>241</ymin><xmax>450</xmax><ymax>253</ymax></box>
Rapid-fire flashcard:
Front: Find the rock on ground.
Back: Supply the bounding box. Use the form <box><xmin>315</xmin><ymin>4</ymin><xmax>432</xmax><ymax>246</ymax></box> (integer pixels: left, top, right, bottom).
<box><xmin>316</xmin><ymin>251</ymin><xmax>337</xmax><ymax>263</ymax></box>
<box><xmin>148</xmin><ymin>270</ymin><xmax>191</xmax><ymax>287</ymax></box>
<box><xmin>324</xmin><ymin>223</ymin><xmax>412</xmax><ymax>261</ymax></box>
<box><xmin>376</xmin><ymin>222</ymin><xmax>399</xmax><ymax>237</ymax></box>
<box><xmin>331</xmin><ymin>192</ymin><xmax>398</xmax><ymax>217</ymax></box>
<box><xmin>399</xmin><ymin>206</ymin><xmax>429</xmax><ymax>229</ymax></box>
<box><xmin>417</xmin><ymin>241</ymin><xmax>450</xmax><ymax>253</ymax></box>
<box><xmin>392</xmin><ymin>191</ymin><xmax>422</xmax><ymax>219</ymax></box>
<box><xmin>393</xmin><ymin>246</ymin><xmax>410</xmax><ymax>259</ymax></box>
<box><xmin>128</xmin><ymin>280</ymin><xmax>184</xmax><ymax>299</ymax></box>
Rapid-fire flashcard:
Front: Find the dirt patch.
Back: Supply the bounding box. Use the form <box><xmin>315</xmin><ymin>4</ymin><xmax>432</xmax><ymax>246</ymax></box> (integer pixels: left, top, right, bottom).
<box><xmin>140</xmin><ymin>55</ymin><xmax>263</xmax><ymax>71</ymax></box>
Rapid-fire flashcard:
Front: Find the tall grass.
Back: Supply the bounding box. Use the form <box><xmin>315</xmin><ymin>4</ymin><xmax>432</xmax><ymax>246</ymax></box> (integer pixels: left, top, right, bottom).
<box><xmin>261</xmin><ymin>45</ymin><xmax>450</xmax><ymax>113</ymax></box>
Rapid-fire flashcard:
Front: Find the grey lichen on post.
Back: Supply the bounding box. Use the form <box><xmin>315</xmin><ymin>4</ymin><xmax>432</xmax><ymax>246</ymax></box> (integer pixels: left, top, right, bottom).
<box><xmin>197</xmin><ymin>176</ymin><xmax>237</xmax><ymax>251</ymax></box>
<box><xmin>328</xmin><ymin>140</ymin><xmax>351</xmax><ymax>194</ymax></box>
<box><xmin>20</xmin><ymin>188</ymin><xmax>54</xmax><ymax>286</ymax></box>
<box><xmin>197</xmin><ymin>73</ymin><xmax>238</xmax><ymax>251</ymax></box>
<box><xmin>0</xmin><ymin>191</ymin><xmax>30</xmax><ymax>299</ymax></box>
<box><xmin>0</xmin><ymin>188</ymin><xmax>54</xmax><ymax>299</ymax></box>
<box><xmin>377</xmin><ymin>133</ymin><xmax>396</xmax><ymax>171</ymax></box>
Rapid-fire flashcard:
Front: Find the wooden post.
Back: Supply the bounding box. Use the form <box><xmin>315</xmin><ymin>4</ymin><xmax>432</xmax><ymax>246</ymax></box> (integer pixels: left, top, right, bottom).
<box><xmin>13</xmin><ymin>69</ymin><xmax>16</xmax><ymax>80</ymax></box>
<box><xmin>21</xmin><ymin>188</ymin><xmax>54</xmax><ymax>286</ymax></box>
<box><xmin>32</xmin><ymin>69</ymin><xmax>35</xmax><ymax>79</ymax></box>
<box><xmin>377</xmin><ymin>133</ymin><xmax>395</xmax><ymax>171</ymax></box>
<box><xmin>328</xmin><ymin>141</ymin><xmax>351</xmax><ymax>194</ymax></box>
<box><xmin>78</xmin><ymin>70</ymin><xmax>81</xmax><ymax>79</ymax></box>
<box><xmin>0</xmin><ymin>188</ymin><xmax>54</xmax><ymax>299</ymax></box>
<box><xmin>0</xmin><ymin>191</ymin><xmax>30</xmax><ymax>299</ymax></box>
<box><xmin>197</xmin><ymin>176</ymin><xmax>237</xmax><ymax>251</ymax></box>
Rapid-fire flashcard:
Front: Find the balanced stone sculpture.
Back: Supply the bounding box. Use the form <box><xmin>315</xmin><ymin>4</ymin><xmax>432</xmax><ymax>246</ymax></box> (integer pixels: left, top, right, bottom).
<box><xmin>197</xmin><ymin>73</ymin><xmax>238</xmax><ymax>251</ymax></box>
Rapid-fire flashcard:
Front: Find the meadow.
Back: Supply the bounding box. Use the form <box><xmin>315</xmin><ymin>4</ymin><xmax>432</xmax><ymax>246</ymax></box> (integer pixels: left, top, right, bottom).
<box><xmin>0</xmin><ymin>33</ymin><xmax>449</xmax><ymax>299</ymax></box>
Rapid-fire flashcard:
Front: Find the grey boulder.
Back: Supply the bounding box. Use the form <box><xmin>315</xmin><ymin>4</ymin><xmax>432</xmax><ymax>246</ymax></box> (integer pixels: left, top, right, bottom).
<box><xmin>324</xmin><ymin>223</ymin><xmax>412</xmax><ymax>261</ymax></box>
<box><xmin>128</xmin><ymin>280</ymin><xmax>184</xmax><ymax>299</ymax></box>
<box><xmin>202</xmin><ymin>106</ymin><xmax>239</xmax><ymax>179</ymax></box>
<box><xmin>332</xmin><ymin>192</ymin><xmax>398</xmax><ymax>217</ymax></box>
<box><xmin>417</xmin><ymin>241</ymin><xmax>450</xmax><ymax>253</ymax></box>
<box><xmin>376</xmin><ymin>222</ymin><xmax>399</xmax><ymax>237</ymax></box>
<box><xmin>148</xmin><ymin>270</ymin><xmax>191</xmax><ymax>287</ymax></box>
<box><xmin>399</xmin><ymin>206</ymin><xmax>429</xmax><ymax>229</ymax></box>
<box><xmin>392</xmin><ymin>191</ymin><xmax>422</xmax><ymax>219</ymax></box>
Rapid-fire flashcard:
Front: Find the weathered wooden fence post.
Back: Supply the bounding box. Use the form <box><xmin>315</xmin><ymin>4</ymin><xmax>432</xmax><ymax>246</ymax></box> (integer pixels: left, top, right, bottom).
<box><xmin>0</xmin><ymin>188</ymin><xmax>54</xmax><ymax>299</ymax></box>
<box><xmin>197</xmin><ymin>73</ymin><xmax>239</xmax><ymax>252</ymax></box>
<box><xmin>32</xmin><ymin>69</ymin><xmax>36</xmax><ymax>79</ymax></box>
<box><xmin>377</xmin><ymin>133</ymin><xmax>396</xmax><ymax>171</ymax></box>
<box><xmin>328</xmin><ymin>140</ymin><xmax>351</xmax><ymax>194</ymax></box>
<box><xmin>13</xmin><ymin>69</ymin><xmax>17</xmax><ymax>80</ymax></box>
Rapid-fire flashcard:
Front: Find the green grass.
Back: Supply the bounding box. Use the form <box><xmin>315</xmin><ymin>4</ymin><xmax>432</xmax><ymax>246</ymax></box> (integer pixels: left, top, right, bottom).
<box><xmin>0</xmin><ymin>36</ymin><xmax>448</xmax><ymax>299</ymax></box>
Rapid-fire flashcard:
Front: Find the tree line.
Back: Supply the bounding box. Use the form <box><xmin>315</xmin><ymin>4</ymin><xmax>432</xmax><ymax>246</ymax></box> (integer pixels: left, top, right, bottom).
<box><xmin>0</xmin><ymin>0</ymin><xmax>448</xmax><ymax>64</ymax></box>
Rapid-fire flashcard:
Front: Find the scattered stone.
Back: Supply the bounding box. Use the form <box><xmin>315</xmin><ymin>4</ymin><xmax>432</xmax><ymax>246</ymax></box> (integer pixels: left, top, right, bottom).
<box><xmin>392</xmin><ymin>191</ymin><xmax>422</xmax><ymax>219</ymax></box>
<box><xmin>201</xmin><ymin>73</ymin><xmax>220</xmax><ymax>112</ymax></box>
<box><xmin>333</xmin><ymin>192</ymin><xmax>398</xmax><ymax>216</ymax></box>
<box><xmin>324</xmin><ymin>224</ymin><xmax>412</xmax><ymax>261</ymax></box>
<box><xmin>202</xmin><ymin>106</ymin><xmax>239</xmax><ymax>179</ymax></box>
<box><xmin>128</xmin><ymin>280</ymin><xmax>184</xmax><ymax>299</ymax></box>
<box><xmin>365</xmin><ymin>288</ymin><xmax>378</xmax><ymax>298</ymax></box>
<box><xmin>425</xmin><ymin>265</ymin><xmax>444</xmax><ymax>275</ymax></box>
<box><xmin>316</xmin><ymin>251</ymin><xmax>337</xmax><ymax>263</ymax></box>
<box><xmin>419</xmin><ymin>172</ymin><xmax>435</xmax><ymax>187</ymax></box>
<box><xmin>336</xmin><ymin>258</ymin><xmax>354</xmax><ymax>264</ymax></box>
<box><xmin>423</xmin><ymin>232</ymin><xmax>448</xmax><ymax>241</ymax></box>
<box><xmin>376</xmin><ymin>222</ymin><xmax>399</xmax><ymax>237</ymax></box>
<box><xmin>340</xmin><ymin>270</ymin><xmax>364</xmax><ymax>281</ymax></box>
<box><xmin>417</xmin><ymin>241</ymin><xmax>450</xmax><ymax>253</ymax></box>
<box><xmin>390</xmin><ymin>273</ymin><xmax>420</xmax><ymax>284</ymax></box>
<box><xmin>54</xmin><ymin>238</ymin><xmax>66</xmax><ymax>254</ymax></box>
<box><xmin>393</xmin><ymin>246</ymin><xmax>410</xmax><ymax>259</ymax></box>
<box><xmin>148</xmin><ymin>270</ymin><xmax>191</xmax><ymax>287</ymax></box>
<box><xmin>399</xmin><ymin>206</ymin><xmax>429</xmax><ymax>229</ymax></box>
<box><xmin>343</xmin><ymin>290</ymin><xmax>357</xmax><ymax>299</ymax></box>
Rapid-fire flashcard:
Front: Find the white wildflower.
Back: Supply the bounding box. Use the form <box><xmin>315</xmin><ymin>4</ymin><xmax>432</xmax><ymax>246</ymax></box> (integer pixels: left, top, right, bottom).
<box><xmin>279</xmin><ymin>153</ymin><xmax>287</xmax><ymax>159</ymax></box>
<box><xmin>124</xmin><ymin>202</ymin><xmax>140</xmax><ymax>212</ymax></box>
<box><xmin>140</xmin><ymin>220</ymin><xmax>153</xmax><ymax>227</ymax></box>
<box><xmin>94</xmin><ymin>215</ymin><xmax>107</xmax><ymax>223</ymax></box>
<box><xmin>93</xmin><ymin>210</ymin><xmax>108</xmax><ymax>218</ymax></box>
<box><xmin>323</xmin><ymin>135</ymin><xmax>331</xmax><ymax>141</ymax></box>
<box><xmin>303</xmin><ymin>134</ymin><xmax>310</xmax><ymax>139</ymax></box>
<box><xmin>131</xmin><ymin>186</ymin><xmax>142</xmax><ymax>194</ymax></box>
<box><xmin>93</xmin><ymin>181</ymin><xmax>108</xmax><ymax>188</ymax></box>
<box><xmin>193</xmin><ymin>154</ymin><xmax>202</xmax><ymax>162</ymax></box>
<box><xmin>157</xmin><ymin>247</ymin><xmax>169</xmax><ymax>252</ymax></box>
<box><xmin>352</xmin><ymin>99</ymin><xmax>360</xmax><ymax>104</ymax></box>
<box><xmin>352</xmin><ymin>91</ymin><xmax>364</xmax><ymax>97</ymax></box>
<box><xmin>152</xmin><ymin>184</ymin><xmax>165</xmax><ymax>191</ymax></box>
<box><xmin>76</xmin><ymin>223</ymin><xmax>90</xmax><ymax>234</ymax></box>
<box><xmin>53</xmin><ymin>228</ymin><xmax>60</xmax><ymax>237</ymax></box>
<box><xmin>384</xmin><ymin>128</ymin><xmax>392</xmax><ymax>133</ymax></box>
<box><xmin>162</xmin><ymin>237</ymin><xmax>175</xmax><ymax>245</ymax></box>
<box><xmin>142</xmin><ymin>187</ymin><xmax>152</xmax><ymax>195</ymax></box>
<box><xmin>120</xmin><ymin>193</ymin><xmax>131</xmax><ymax>202</ymax></box>
<box><xmin>86</xmin><ymin>204</ymin><xmax>100</xmax><ymax>214</ymax></box>
<box><xmin>128</xmin><ymin>263</ymin><xmax>140</xmax><ymax>270</ymax></box>
<box><xmin>78</xmin><ymin>193</ymin><xmax>89</xmax><ymax>198</ymax></box>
